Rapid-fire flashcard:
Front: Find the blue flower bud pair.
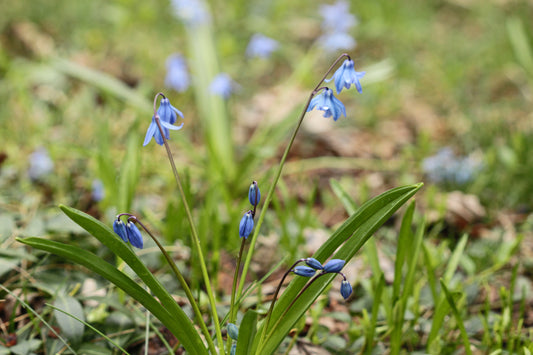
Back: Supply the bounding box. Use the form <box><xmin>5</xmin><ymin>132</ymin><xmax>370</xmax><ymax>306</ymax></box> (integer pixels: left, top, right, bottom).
<box><xmin>292</xmin><ymin>258</ymin><xmax>352</xmax><ymax>299</ymax></box>
<box><xmin>113</xmin><ymin>219</ymin><xmax>144</xmax><ymax>249</ymax></box>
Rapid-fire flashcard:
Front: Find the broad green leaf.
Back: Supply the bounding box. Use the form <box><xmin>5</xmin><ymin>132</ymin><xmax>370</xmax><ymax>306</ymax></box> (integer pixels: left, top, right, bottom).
<box><xmin>53</xmin><ymin>294</ymin><xmax>85</xmax><ymax>342</ymax></box>
<box><xmin>236</xmin><ymin>309</ymin><xmax>258</xmax><ymax>355</ymax></box>
<box><xmin>17</xmin><ymin>237</ymin><xmax>206</xmax><ymax>355</ymax></box>
<box><xmin>254</xmin><ymin>183</ymin><xmax>422</xmax><ymax>354</ymax></box>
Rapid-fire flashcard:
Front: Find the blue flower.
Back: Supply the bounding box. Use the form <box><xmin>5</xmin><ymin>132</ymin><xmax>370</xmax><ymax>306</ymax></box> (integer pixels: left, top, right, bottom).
<box><xmin>326</xmin><ymin>59</ymin><xmax>366</xmax><ymax>94</ymax></box>
<box><xmin>28</xmin><ymin>148</ymin><xmax>53</xmax><ymax>181</ymax></box>
<box><xmin>293</xmin><ymin>266</ymin><xmax>317</xmax><ymax>277</ymax></box>
<box><xmin>320</xmin><ymin>0</ymin><xmax>358</xmax><ymax>34</ymax></box>
<box><xmin>91</xmin><ymin>179</ymin><xmax>105</xmax><ymax>202</ymax></box>
<box><xmin>143</xmin><ymin>98</ymin><xmax>184</xmax><ymax>146</ymax></box>
<box><xmin>340</xmin><ymin>280</ymin><xmax>352</xmax><ymax>300</ymax></box>
<box><xmin>323</xmin><ymin>259</ymin><xmax>345</xmax><ymax>273</ymax></box>
<box><xmin>422</xmin><ymin>148</ymin><xmax>482</xmax><ymax>185</ymax></box>
<box><xmin>227</xmin><ymin>323</ymin><xmax>239</xmax><ymax>340</ymax></box>
<box><xmin>245</xmin><ymin>34</ymin><xmax>279</xmax><ymax>59</ymax></box>
<box><xmin>248</xmin><ymin>181</ymin><xmax>261</xmax><ymax>207</ymax></box>
<box><xmin>209</xmin><ymin>73</ymin><xmax>238</xmax><ymax>99</ymax></box>
<box><xmin>165</xmin><ymin>54</ymin><xmax>190</xmax><ymax>92</ymax></box>
<box><xmin>126</xmin><ymin>221</ymin><xmax>144</xmax><ymax>249</ymax></box>
<box><xmin>239</xmin><ymin>211</ymin><xmax>254</xmax><ymax>239</ymax></box>
<box><xmin>307</xmin><ymin>88</ymin><xmax>346</xmax><ymax>121</ymax></box>
<box><xmin>305</xmin><ymin>258</ymin><xmax>324</xmax><ymax>270</ymax></box>
<box><xmin>318</xmin><ymin>32</ymin><xmax>357</xmax><ymax>52</ymax></box>
<box><xmin>113</xmin><ymin>220</ymin><xmax>128</xmax><ymax>243</ymax></box>
<box><xmin>170</xmin><ymin>0</ymin><xmax>210</xmax><ymax>26</ymax></box>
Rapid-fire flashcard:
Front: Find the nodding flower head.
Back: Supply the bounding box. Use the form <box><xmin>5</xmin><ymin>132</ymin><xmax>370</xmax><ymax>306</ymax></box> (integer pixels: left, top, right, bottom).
<box><xmin>143</xmin><ymin>97</ymin><xmax>185</xmax><ymax>146</ymax></box>
<box><xmin>340</xmin><ymin>280</ymin><xmax>352</xmax><ymax>300</ymax></box>
<box><xmin>165</xmin><ymin>54</ymin><xmax>190</xmax><ymax>92</ymax></box>
<box><xmin>293</xmin><ymin>265</ymin><xmax>317</xmax><ymax>277</ymax></box>
<box><xmin>248</xmin><ymin>181</ymin><xmax>261</xmax><ymax>207</ymax></box>
<box><xmin>113</xmin><ymin>219</ymin><xmax>128</xmax><ymax>243</ymax></box>
<box><xmin>305</xmin><ymin>258</ymin><xmax>324</xmax><ymax>270</ymax></box>
<box><xmin>307</xmin><ymin>88</ymin><xmax>346</xmax><ymax>121</ymax></box>
<box><xmin>126</xmin><ymin>221</ymin><xmax>144</xmax><ymax>249</ymax></box>
<box><xmin>323</xmin><ymin>259</ymin><xmax>345</xmax><ymax>273</ymax></box>
<box><xmin>239</xmin><ymin>210</ymin><xmax>254</xmax><ymax>239</ymax></box>
<box><xmin>227</xmin><ymin>323</ymin><xmax>239</xmax><ymax>340</ymax></box>
<box><xmin>326</xmin><ymin>59</ymin><xmax>365</xmax><ymax>94</ymax></box>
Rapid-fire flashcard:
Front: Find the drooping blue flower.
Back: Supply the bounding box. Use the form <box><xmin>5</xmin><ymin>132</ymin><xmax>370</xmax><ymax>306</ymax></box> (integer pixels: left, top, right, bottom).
<box><xmin>323</xmin><ymin>259</ymin><xmax>345</xmax><ymax>273</ymax></box>
<box><xmin>317</xmin><ymin>32</ymin><xmax>357</xmax><ymax>53</ymax></box>
<box><xmin>126</xmin><ymin>221</ymin><xmax>144</xmax><ymax>249</ymax></box>
<box><xmin>307</xmin><ymin>88</ymin><xmax>346</xmax><ymax>121</ymax></box>
<box><xmin>340</xmin><ymin>280</ymin><xmax>352</xmax><ymax>300</ymax></box>
<box><xmin>326</xmin><ymin>59</ymin><xmax>366</xmax><ymax>94</ymax></box>
<box><xmin>28</xmin><ymin>147</ymin><xmax>54</xmax><ymax>181</ymax></box>
<box><xmin>227</xmin><ymin>323</ymin><xmax>239</xmax><ymax>340</ymax></box>
<box><xmin>293</xmin><ymin>266</ymin><xmax>317</xmax><ymax>277</ymax></box>
<box><xmin>91</xmin><ymin>179</ymin><xmax>105</xmax><ymax>202</ymax></box>
<box><xmin>165</xmin><ymin>54</ymin><xmax>190</xmax><ymax>92</ymax></box>
<box><xmin>422</xmin><ymin>148</ymin><xmax>482</xmax><ymax>185</ymax></box>
<box><xmin>239</xmin><ymin>211</ymin><xmax>254</xmax><ymax>239</ymax></box>
<box><xmin>245</xmin><ymin>34</ymin><xmax>279</xmax><ymax>59</ymax></box>
<box><xmin>143</xmin><ymin>98</ymin><xmax>184</xmax><ymax>146</ymax></box>
<box><xmin>170</xmin><ymin>0</ymin><xmax>211</xmax><ymax>27</ymax></box>
<box><xmin>305</xmin><ymin>258</ymin><xmax>324</xmax><ymax>270</ymax></box>
<box><xmin>319</xmin><ymin>0</ymin><xmax>358</xmax><ymax>34</ymax></box>
<box><xmin>209</xmin><ymin>73</ymin><xmax>238</xmax><ymax>99</ymax></box>
<box><xmin>113</xmin><ymin>219</ymin><xmax>128</xmax><ymax>243</ymax></box>
<box><xmin>248</xmin><ymin>181</ymin><xmax>261</xmax><ymax>207</ymax></box>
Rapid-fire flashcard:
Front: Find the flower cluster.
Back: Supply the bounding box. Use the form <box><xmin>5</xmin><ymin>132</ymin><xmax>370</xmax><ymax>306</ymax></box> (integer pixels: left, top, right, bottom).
<box><xmin>422</xmin><ymin>147</ymin><xmax>482</xmax><ymax>185</ymax></box>
<box><xmin>318</xmin><ymin>0</ymin><xmax>358</xmax><ymax>52</ymax></box>
<box><xmin>143</xmin><ymin>96</ymin><xmax>185</xmax><ymax>146</ymax></box>
<box><xmin>292</xmin><ymin>258</ymin><xmax>353</xmax><ymax>300</ymax></box>
<box><xmin>306</xmin><ymin>57</ymin><xmax>365</xmax><ymax>121</ymax></box>
<box><xmin>113</xmin><ymin>215</ymin><xmax>144</xmax><ymax>249</ymax></box>
<box><xmin>238</xmin><ymin>181</ymin><xmax>261</xmax><ymax>239</ymax></box>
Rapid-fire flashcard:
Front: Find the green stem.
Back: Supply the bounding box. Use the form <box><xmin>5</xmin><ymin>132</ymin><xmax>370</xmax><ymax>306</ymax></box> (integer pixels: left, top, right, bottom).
<box><xmin>152</xmin><ymin>93</ymin><xmax>225</xmax><ymax>354</ymax></box>
<box><xmin>133</xmin><ymin>218</ymin><xmax>217</xmax><ymax>355</ymax></box>
<box><xmin>236</xmin><ymin>54</ymin><xmax>349</xmax><ymax>301</ymax></box>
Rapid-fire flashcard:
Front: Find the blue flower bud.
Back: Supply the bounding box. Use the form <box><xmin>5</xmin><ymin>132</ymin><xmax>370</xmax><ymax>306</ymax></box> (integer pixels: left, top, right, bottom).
<box><xmin>126</xmin><ymin>222</ymin><xmax>144</xmax><ymax>249</ymax></box>
<box><xmin>113</xmin><ymin>220</ymin><xmax>128</xmax><ymax>243</ymax></box>
<box><xmin>293</xmin><ymin>266</ymin><xmax>316</xmax><ymax>277</ymax></box>
<box><xmin>305</xmin><ymin>258</ymin><xmax>324</xmax><ymax>270</ymax></box>
<box><xmin>323</xmin><ymin>259</ymin><xmax>345</xmax><ymax>273</ymax></box>
<box><xmin>340</xmin><ymin>280</ymin><xmax>352</xmax><ymax>300</ymax></box>
<box><xmin>248</xmin><ymin>181</ymin><xmax>261</xmax><ymax>206</ymax></box>
<box><xmin>227</xmin><ymin>323</ymin><xmax>239</xmax><ymax>340</ymax></box>
<box><xmin>239</xmin><ymin>211</ymin><xmax>254</xmax><ymax>239</ymax></box>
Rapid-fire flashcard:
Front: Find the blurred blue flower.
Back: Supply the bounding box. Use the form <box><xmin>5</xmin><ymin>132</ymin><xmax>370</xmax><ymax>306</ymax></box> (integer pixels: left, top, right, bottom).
<box><xmin>323</xmin><ymin>259</ymin><xmax>345</xmax><ymax>273</ymax></box>
<box><xmin>143</xmin><ymin>98</ymin><xmax>184</xmax><ymax>146</ymax></box>
<box><xmin>209</xmin><ymin>73</ymin><xmax>238</xmax><ymax>99</ymax></box>
<box><xmin>320</xmin><ymin>0</ymin><xmax>358</xmax><ymax>34</ymax></box>
<box><xmin>170</xmin><ymin>0</ymin><xmax>210</xmax><ymax>26</ymax></box>
<box><xmin>239</xmin><ymin>211</ymin><xmax>254</xmax><ymax>239</ymax></box>
<box><xmin>165</xmin><ymin>54</ymin><xmax>190</xmax><ymax>92</ymax></box>
<box><xmin>248</xmin><ymin>181</ymin><xmax>261</xmax><ymax>207</ymax></box>
<box><xmin>28</xmin><ymin>148</ymin><xmax>53</xmax><ymax>181</ymax></box>
<box><xmin>246</xmin><ymin>34</ymin><xmax>279</xmax><ymax>59</ymax></box>
<box><xmin>305</xmin><ymin>258</ymin><xmax>324</xmax><ymax>270</ymax></box>
<box><xmin>422</xmin><ymin>148</ymin><xmax>482</xmax><ymax>185</ymax></box>
<box><xmin>318</xmin><ymin>32</ymin><xmax>357</xmax><ymax>52</ymax></box>
<box><xmin>293</xmin><ymin>266</ymin><xmax>317</xmax><ymax>277</ymax></box>
<box><xmin>113</xmin><ymin>219</ymin><xmax>128</xmax><ymax>243</ymax></box>
<box><xmin>91</xmin><ymin>179</ymin><xmax>105</xmax><ymax>202</ymax></box>
<box><xmin>340</xmin><ymin>280</ymin><xmax>352</xmax><ymax>300</ymax></box>
<box><xmin>307</xmin><ymin>88</ymin><xmax>346</xmax><ymax>121</ymax></box>
<box><xmin>326</xmin><ymin>59</ymin><xmax>366</xmax><ymax>94</ymax></box>
<box><xmin>126</xmin><ymin>221</ymin><xmax>144</xmax><ymax>249</ymax></box>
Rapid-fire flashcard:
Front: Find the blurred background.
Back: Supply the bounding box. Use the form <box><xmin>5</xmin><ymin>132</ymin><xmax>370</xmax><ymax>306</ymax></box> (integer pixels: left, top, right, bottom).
<box><xmin>1</xmin><ymin>0</ymin><xmax>533</xmax><ymax>353</ymax></box>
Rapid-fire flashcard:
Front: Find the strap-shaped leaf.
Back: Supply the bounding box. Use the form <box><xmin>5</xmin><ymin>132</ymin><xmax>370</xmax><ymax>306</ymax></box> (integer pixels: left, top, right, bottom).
<box><xmin>254</xmin><ymin>183</ymin><xmax>422</xmax><ymax>354</ymax></box>
<box><xmin>236</xmin><ymin>309</ymin><xmax>258</xmax><ymax>355</ymax></box>
<box><xmin>17</xmin><ymin>237</ymin><xmax>206</xmax><ymax>354</ymax></box>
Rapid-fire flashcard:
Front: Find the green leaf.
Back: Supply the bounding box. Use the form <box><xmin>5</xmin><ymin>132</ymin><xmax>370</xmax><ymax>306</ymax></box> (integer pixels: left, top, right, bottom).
<box><xmin>53</xmin><ymin>294</ymin><xmax>85</xmax><ymax>342</ymax></box>
<box><xmin>254</xmin><ymin>183</ymin><xmax>423</xmax><ymax>354</ymax></box>
<box><xmin>236</xmin><ymin>309</ymin><xmax>258</xmax><ymax>355</ymax></box>
<box><xmin>440</xmin><ymin>279</ymin><xmax>473</xmax><ymax>355</ymax></box>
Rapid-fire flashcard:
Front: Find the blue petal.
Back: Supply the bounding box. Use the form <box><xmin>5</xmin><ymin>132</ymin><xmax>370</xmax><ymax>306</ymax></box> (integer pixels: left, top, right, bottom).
<box><xmin>126</xmin><ymin>222</ymin><xmax>144</xmax><ymax>249</ymax></box>
<box><xmin>305</xmin><ymin>258</ymin><xmax>324</xmax><ymax>270</ymax></box>
<box><xmin>323</xmin><ymin>259</ymin><xmax>345</xmax><ymax>273</ymax></box>
<box><xmin>143</xmin><ymin>121</ymin><xmax>158</xmax><ymax>146</ymax></box>
<box><xmin>160</xmin><ymin>120</ymin><xmax>184</xmax><ymax>131</ymax></box>
<box><xmin>113</xmin><ymin>220</ymin><xmax>128</xmax><ymax>242</ymax></box>
<box><xmin>293</xmin><ymin>266</ymin><xmax>316</xmax><ymax>277</ymax></box>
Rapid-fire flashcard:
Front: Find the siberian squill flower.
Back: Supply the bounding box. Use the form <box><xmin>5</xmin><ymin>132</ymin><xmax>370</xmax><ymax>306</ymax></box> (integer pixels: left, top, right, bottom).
<box><xmin>323</xmin><ymin>259</ymin><xmax>345</xmax><ymax>273</ymax></box>
<box><xmin>422</xmin><ymin>147</ymin><xmax>482</xmax><ymax>185</ymax></box>
<box><xmin>113</xmin><ymin>219</ymin><xmax>143</xmax><ymax>249</ymax></box>
<box><xmin>165</xmin><ymin>54</ymin><xmax>190</xmax><ymax>92</ymax></box>
<box><xmin>28</xmin><ymin>147</ymin><xmax>54</xmax><ymax>181</ymax></box>
<box><xmin>248</xmin><ymin>181</ymin><xmax>261</xmax><ymax>207</ymax></box>
<box><xmin>239</xmin><ymin>211</ymin><xmax>254</xmax><ymax>239</ymax></box>
<box><xmin>91</xmin><ymin>179</ymin><xmax>105</xmax><ymax>202</ymax></box>
<box><xmin>245</xmin><ymin>34</ymin><xmax>279</xmax><ymax>59</ymax></box>
<box><xmin>319</xmin><ymin>0</ymin><xmax>358</xmax><ymax>34</ymax></box>
<box><xmin>326</xmin><ymin>59</ymin><xmax>365</xmax><ymax>94</ymax></box>
<box><xmin>209</xmin><ymin>73</ymin><xmax>238</xmax><ymax>99</ymax></box>
<box><xmin>305</xmin><ymin>258</ymin><xmax>324</xmax><ymax>270</ymax></box>
<box><xmin>293</xmin><ymin>266</ymin><xmax>317</xmax><ymax>277</ymax></box>
<box><xmin>307</xmin><ymin>88</ymin><xmax>346</xmax><ymax>121</ymax></box>
<box><xmin>143</xmin><ymin>98</ymin><xmax>184</xmax><ymax>146</ymax></box>
<box><xmin>170</xmin><ymin>0</ymin><xmax>210</xmax><ymax>27</ymax></box>
<box><xmin>340</xmin><ymin>280</ymin><xmax>353</xmax><ymax>299</ymax></box>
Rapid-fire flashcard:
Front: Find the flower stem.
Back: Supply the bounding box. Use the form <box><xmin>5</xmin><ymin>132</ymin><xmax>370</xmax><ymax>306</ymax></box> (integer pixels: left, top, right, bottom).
<box><xmin>152</xmin><ymin>93</ymin><xmax>225</xmax><ymax>354</ymax></box>
<box><xmin>132</xmin><ymin>217</ymin><xmax>217</xmax><ymax>355</ymax></box>
<box><xmin>235</xmin><ymin>53</ymin><xmax>349</xmax><ymax>300</ymax></box>
<box><xmin>226</xmin><ymin>236</ymin><xmax>247</xmax><ymax>353</ymax></box>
